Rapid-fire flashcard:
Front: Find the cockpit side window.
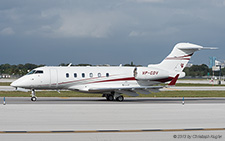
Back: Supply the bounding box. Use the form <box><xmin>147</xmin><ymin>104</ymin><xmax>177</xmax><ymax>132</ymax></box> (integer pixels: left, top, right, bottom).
<box><xmin>35</xmin><ymin>70</ymin><xmax>44</xmax><ymax>74</ymax></box>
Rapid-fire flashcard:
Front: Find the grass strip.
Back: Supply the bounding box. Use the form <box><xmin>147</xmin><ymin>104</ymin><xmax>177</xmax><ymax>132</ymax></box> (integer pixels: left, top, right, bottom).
<box><xmin>0</xmin><ymin>82</ymin><xmax>11</xmax><ymax>86</ymax></box>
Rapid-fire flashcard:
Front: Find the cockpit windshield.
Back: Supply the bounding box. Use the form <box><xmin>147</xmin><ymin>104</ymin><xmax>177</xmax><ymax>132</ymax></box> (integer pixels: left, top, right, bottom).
<box><xmin>27</xmin><ymin>70</ymin><xmax>43</xmax><ymax>75</ymax></box>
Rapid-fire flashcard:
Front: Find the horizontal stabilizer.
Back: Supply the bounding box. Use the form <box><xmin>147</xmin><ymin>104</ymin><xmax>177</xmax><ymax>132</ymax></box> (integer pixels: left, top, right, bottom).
<box><xmin>179</xmin><ymin>47</ymin><xmax>218</xmax><ymax>50</ymax></box>
<box><xmin>200</xmin><ymin>47</ymin><xmax>218</xmax><ymax>50</ymax></box>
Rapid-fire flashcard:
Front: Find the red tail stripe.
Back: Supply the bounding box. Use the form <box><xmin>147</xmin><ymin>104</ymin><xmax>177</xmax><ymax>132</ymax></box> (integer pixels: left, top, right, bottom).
<box><xmin>166</xmin><ymin>53</ymin><xmax>193</xmax><ymax>60</ymax></box>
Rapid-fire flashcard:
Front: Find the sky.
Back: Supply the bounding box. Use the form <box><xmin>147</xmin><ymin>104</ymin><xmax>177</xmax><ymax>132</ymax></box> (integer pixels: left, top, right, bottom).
<box><xmin>0</xmin><ymin>0</ymin><xmax>225</xmax><ymax>66</ymax></box>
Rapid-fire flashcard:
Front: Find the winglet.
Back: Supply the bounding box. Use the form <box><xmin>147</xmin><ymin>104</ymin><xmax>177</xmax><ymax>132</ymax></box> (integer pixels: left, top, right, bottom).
<box><xmin>168</xmin><ymin>74</ymin><xmax>179</xmax><ymax>86</ymax></box>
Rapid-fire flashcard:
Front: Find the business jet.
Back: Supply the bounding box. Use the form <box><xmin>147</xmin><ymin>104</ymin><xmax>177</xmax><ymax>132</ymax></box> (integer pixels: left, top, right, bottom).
<box><xmin>10</xmin><ymin>43</ymin><xmax>216</xmax><ymax>102</ymax></box>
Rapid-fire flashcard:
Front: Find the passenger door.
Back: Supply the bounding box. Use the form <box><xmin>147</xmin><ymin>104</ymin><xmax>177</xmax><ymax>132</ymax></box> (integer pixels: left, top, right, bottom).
<box><xmin>50</xmin><ymin>69</ymin><xmax>58</xmax><ymax>88</ymax></box>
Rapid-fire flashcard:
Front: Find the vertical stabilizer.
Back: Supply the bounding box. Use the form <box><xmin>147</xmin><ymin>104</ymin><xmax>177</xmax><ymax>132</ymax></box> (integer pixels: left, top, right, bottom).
<box><xmin>156</xmin><ymin>43</ymin><xmax>205</xmax><ymax>72</ymax></box>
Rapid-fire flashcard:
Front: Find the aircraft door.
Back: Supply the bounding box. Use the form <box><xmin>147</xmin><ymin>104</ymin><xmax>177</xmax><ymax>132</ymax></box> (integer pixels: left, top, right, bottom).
<box><xmin>50</xmin><ymin>69</ymin><xmax>58</xmax><ymax>88</ymax></box>
<box><xmin>133</xmin><ymin>67</ymin><xmax>137</xmax><ymax>78</ymax></box>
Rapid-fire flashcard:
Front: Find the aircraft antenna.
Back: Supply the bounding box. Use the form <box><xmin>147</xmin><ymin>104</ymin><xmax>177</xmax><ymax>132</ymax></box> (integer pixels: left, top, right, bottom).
<box><xmin>68</xmin><ymin>63</ymin><xmax>72</xmax><ymax>67</ymax></box>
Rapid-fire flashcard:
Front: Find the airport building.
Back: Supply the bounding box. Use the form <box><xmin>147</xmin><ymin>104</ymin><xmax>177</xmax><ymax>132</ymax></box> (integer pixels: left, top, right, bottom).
<box><xmin>209</xmin><ymin>56</ymin><xmax>216</xmax><ymax>68</ymax></box>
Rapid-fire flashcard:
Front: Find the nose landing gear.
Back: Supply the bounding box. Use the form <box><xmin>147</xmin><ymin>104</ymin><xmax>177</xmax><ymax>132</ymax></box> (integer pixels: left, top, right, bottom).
<box><xmin>31</xmin><ymin>89</ymin><xmax>37</xmax><ymax>101</ymax></box>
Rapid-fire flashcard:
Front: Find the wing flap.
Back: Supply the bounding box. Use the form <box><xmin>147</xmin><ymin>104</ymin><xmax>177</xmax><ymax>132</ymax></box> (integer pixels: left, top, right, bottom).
<box><xmin>134</xmin><ymin>89</ymin><xmax>151</xmax><ymax>95</ymax></box>
<box><xmin>88</xmin><ymin>85</ymin><xmax>163</xmax><ymax>92</ymax></box>
<box><xmin>115</xmin><ymin>90</ymin><xmax>139</xmax><ymax>97</ymax></box>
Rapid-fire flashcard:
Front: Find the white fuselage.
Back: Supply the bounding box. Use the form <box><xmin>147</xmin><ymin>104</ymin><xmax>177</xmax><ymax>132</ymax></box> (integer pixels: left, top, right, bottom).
<box><xmin>11</xmin><ymin>66</ymin><xmax>172</xmax><ymax>92</ymax></box>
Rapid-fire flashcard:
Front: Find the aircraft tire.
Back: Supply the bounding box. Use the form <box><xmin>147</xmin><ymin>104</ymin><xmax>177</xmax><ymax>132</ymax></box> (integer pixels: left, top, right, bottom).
<box><xmin>31</xmin><ymin>97</ymin><xmax>37</xmax><ymax>101</ymax></box>
<box><xmin>116</xmin><ymin>96</ymin><xmax>124</xmax><ymax>102</ymax></box>
<box><xmin>107</xmin><ymin>95</ymin><xmax>114</xmax><ymax>101</ymax></box>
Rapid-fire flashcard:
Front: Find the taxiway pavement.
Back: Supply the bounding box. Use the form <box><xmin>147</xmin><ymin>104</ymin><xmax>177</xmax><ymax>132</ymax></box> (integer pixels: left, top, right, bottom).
<box><xmin>0</xmin><ymin>102</ymin><xmax>224</xmax><ymax>141</ymax></box>
<box><xmin>0</xmin><ymin>97</ymin><xmax>225</xmax><ymax>104</ymax></box>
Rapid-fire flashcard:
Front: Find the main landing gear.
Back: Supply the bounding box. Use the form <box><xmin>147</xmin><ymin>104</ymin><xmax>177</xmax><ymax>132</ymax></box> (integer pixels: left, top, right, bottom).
<box><xmin>116</xmin><ymin>95</ymin><xmax>124</xmax><ymax>102</ymax></box>
<box><xmin>31</xmin><ymin>89</ymin><xmax>37</xmax><ymax>102</ymax></box>
<box><xmin>103</xmin><ymin>92</ymin><xmax>124</xmax><ymax>102</ymax></box>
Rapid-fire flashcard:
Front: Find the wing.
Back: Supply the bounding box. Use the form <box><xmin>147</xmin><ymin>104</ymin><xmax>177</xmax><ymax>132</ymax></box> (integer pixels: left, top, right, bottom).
<box><xmin>89</xmin><ymin>85</ymin><xmax>163</xmax><ymax>92</ymax></box>
<box><xmin>91</xmin><ymin>85</ymin><xmax>163</xmax><ymax>96</ymax></box>
<box><xmin>69</xmin><ymin>85</ymin><xmax>163</xmax><ymax>97</ymax></box>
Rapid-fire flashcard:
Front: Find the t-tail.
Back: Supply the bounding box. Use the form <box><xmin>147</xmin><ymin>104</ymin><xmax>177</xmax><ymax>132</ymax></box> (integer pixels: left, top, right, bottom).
<box><xmin>156</xmin><ymin>43</ymin><xmax>217</xmax><ymax>72</ymax></box>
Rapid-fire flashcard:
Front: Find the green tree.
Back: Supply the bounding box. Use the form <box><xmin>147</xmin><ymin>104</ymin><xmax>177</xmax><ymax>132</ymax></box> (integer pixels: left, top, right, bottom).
<box><xmin>184</xmin><ymin>64</ymin><xmax>210</xmax><ymax>77</ymax></box>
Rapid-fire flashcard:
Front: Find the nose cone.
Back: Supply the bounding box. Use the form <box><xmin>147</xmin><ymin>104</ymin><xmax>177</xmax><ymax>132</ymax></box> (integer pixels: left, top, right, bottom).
<box><xmin>10</xmin><ymin>76</ymin><xmax>30</xmax><ymax>88</ymax></box>
<box><xmin>10</xmin><ymin>79</ymin><xmax>21</xmax><ymax>87</ymax></box>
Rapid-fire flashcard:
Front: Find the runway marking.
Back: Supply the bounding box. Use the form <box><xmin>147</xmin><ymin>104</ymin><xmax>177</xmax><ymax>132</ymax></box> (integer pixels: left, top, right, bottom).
<box><xmin>59</xmin><ymin>97</ymin><xmax>70</xmax><ymax>99</ymax></box>
<box><xmin>0</xmin><ymin>128</ymin><xmax>224</xmax><ymax>134</ymax></box>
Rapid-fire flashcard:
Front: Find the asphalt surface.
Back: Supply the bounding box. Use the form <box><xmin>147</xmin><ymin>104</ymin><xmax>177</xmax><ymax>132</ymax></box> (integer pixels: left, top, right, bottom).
<box><xmin>1</xmin><ymin>97</ymin><xmax>225</xmax><ymax>104</ymax></box>
<box><xmin>0</xmin><ymin>103</ymin><xmax>225</xmax><ymax>141</ymax></box>
<box><xmin>1</xmin><ymin>78</ymin><xmax>225</xmax><ymax>141</ymax></box>
<box><xmin>0</xmin><ymin>131</ymin><xmax>224</xmax><ymax>141</ymax></box>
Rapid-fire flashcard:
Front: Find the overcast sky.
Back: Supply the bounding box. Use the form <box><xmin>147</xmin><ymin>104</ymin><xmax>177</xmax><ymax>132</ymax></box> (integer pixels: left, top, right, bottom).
<box><xmin>0</xmin><ymin>0</ymin><xmax>224</xmax><ymax>66</ymax></box>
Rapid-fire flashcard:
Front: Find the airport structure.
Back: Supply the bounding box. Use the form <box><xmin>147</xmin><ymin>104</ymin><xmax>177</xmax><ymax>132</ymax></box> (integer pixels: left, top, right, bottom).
<box><xmin>209</xmin><ymin>56</ymin><xmax>217</xmax><ymax>68</ymax></box>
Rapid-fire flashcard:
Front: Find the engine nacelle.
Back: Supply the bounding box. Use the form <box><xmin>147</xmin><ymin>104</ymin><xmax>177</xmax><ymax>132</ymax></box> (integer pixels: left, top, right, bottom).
<box><xmin>134</xmin><ymin>67</ymin><xmax>170</xmax><ymax>80</ymax></box>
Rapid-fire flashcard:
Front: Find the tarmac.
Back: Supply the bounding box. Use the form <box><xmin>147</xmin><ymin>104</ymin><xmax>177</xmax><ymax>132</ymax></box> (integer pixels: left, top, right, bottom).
<box><xmin>1</xmin><ymin>79</ymin><xmax>225</xmax><ymax>140</ymax></box>
<box><xmin>1</xmin><ymin>97</ymin><xmax>225</xmax><ymax>104</ymax></box>
<box><xmin>0</xmin><ymin>98</ymin><xmax>225</xmax><ymax>141</ymax></box>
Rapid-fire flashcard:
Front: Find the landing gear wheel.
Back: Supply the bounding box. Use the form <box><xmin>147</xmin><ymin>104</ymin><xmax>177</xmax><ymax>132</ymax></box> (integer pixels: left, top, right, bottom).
<box><xmin>116</xmin><ymin>96</ymin><xmax>124</xmax><ymax>102</ymax></box>
<box><xmin>31</xmin><ymin>97</ymin><xmax>37</xmax><ymax>101</ymax></box>
<box><xmin>106</xmin><ymin>95</ymin><xmax>114</xmax><ymax>101</ymax></box>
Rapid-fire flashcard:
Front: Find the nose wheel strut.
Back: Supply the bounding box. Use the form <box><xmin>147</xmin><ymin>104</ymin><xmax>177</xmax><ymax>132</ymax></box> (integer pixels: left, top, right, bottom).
<box><xmin>31</xmin><ymin>89</ymin><xmax>37</xmax><ymax>101</ymax></box>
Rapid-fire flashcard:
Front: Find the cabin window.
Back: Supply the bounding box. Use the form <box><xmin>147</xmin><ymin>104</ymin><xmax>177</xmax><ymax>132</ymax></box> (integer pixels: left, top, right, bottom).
<box><xmin>106</xmin><ymin>73</ymin><xmax>109</xmax><ymax>77</ymax></box>
<box><xmin>89</xmin><ymin>73</ymin><xmax>93</xmax><ymax>78</ymax></box>
<box><xmin>82</xmin><ymin>73</ymin><xmax>85</xmax><ymax>78</ymax></box>
<box><xmin>74</xmin><ymin>73</ymin><xmax>77</xmax><ymax>78</ymax></box>
<box><xmin>66</xmin><ymin>73</ymin><xmax>69</xmax><ymax>78</ymax></box>
<box><xmin>98</xmin><ymin>73</ymin><xmax>101</xmax><ymax>77</ymax></box>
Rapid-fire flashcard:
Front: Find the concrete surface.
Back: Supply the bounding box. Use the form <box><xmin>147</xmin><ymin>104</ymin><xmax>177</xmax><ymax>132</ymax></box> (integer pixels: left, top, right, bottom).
<box><xmin>0</xmin><ymin>131</ymin><xmax>224</xmax><ymax>141</ymax></box>
<box><xmin>0</xmin><ymin>103</ymin><xmax>225</xmax><ymax>140</ymax></box>
<box><xmin>1</xmin><ymin>97</ymin><xmax>225</xmax><ymax>104</ymax></box>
